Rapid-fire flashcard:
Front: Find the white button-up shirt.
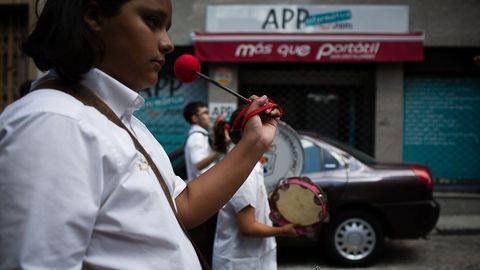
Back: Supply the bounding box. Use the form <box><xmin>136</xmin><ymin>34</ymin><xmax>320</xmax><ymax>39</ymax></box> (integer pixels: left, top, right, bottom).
<box><xmin>212</xmin><ymin>162</ymin><xmax>277</xmax><ymax>270</ymax></box>
<box><xmin>184</xmin><ymin>124</ymin><xmax>215</xmax><ymax>182</ymax></box>
<box><xmin>0</xmin><ymin>69</ymin><xmax>201</xmax><ymax>269</ymax></box>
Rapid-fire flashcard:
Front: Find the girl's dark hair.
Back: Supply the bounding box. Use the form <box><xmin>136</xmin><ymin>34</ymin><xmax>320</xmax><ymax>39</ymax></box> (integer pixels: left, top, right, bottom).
<box><xmin>213</xmin><ymin>118</ymin><xmax>228</xmax><ymax>154</ymax></box>
<box><xmin>22</xmin><ymin>0</ymin><xmax>130</xmax><ymax>83</ymax></box>
<box><xmin>228</xmin><ymin>107</ymin><xmax>244</xmax><ymax>145</ymax></box>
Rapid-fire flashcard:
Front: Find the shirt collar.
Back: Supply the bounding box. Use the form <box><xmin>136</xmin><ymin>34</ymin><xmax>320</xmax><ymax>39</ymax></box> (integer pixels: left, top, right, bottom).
<box><xmin>35</xmin><ymin>68</ymin><xmax>144</xmax><ymax>119</ymax></box>
<box><xmin>189</xmin><ymin>124</ymin><xmax>209</xmax><ymax>135</ymax></box>
<box><xmin>81</xmin><ymin>69</ymin><xmax>144</xmax><ymax>119</ymax></box>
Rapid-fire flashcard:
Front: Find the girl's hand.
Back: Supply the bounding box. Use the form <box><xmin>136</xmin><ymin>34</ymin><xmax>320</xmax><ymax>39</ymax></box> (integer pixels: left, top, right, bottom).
<box><xmin>279</xmin><ymin>223</ymin><xmax>299</xmax><ymax>237</ymax></box>
<box><xmin>241</xmin><ymin>95</ymin><xmax>282</xmax><ymax>152</ymax></box>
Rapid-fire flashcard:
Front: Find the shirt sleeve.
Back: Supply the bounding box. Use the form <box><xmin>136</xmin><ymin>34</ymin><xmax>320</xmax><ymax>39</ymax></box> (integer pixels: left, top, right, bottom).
<box><xmin>0</xmin><ymin>112</ymin><xmax>107</xmax><ymax>269</ymax></box>
<box><xmin>172</xmin><ymin>175</ymin><xmax>187</xmax><ymax>198</ymax></box>
<box><xmin>229</xmin><ymin>171</ymin><xmax>258</xmax><ymax>213</ymax></box>
<box><xmin>185</xmin><ymin>132</ymin><xmax>210</xmax><ymax>165</ymax></box>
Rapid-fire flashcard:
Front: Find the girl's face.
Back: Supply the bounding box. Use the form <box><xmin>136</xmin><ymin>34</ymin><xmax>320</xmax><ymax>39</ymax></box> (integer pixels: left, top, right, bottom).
<box><xmin>87</xmin><ymin>0</ymin><xmax>174</xmax><ymax>91</ymax></box>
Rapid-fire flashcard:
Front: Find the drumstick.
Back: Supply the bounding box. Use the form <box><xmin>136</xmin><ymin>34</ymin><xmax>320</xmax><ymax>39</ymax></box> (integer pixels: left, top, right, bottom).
<box><xmin>173</xmin><ymin>54</ymin><xmax>250</xmax><ymax>104</ymax></box>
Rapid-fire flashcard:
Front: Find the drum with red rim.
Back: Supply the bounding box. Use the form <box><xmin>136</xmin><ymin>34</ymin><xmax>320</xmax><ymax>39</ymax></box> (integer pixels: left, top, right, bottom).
<box><xmin>269</xmin><ymin>176</ymin><xmax>328</xmax><ymax>236</ymax></box>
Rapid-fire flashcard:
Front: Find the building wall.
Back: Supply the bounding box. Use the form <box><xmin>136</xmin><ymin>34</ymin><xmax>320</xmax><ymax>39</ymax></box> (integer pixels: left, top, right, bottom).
<box><xmin>172</xmin><ymin>0</ymin><xmax>480</xmax><ymax>46</ymax></box>
<box><xmin>4</xmin><ymin>0</ymin><xmax>479</xmax><ymax>77</ymax></box>
<box><xmin>3</xmin><ymin>0</ymin><xmax>479</xmax><ymax>167</ymax></box>
<box><xmin>170</xmin><ymin>0</ymin><xmax>479</xmax><ymax>164</ymax></box>
<box><xmin>375</xmin><ymin>63</ymin><xmax>404</xmax><ymax>162</ymax></box>
<box><xmin>0</xmin><ymin>0</ymin><xmax>38</xmax><ymax>80</ymax></box>
<box><xmin>208</xmin><ymin>64</ymin><xmax>239</xmax><ymax>104</ymax></box>
<box><xmin>0</xmin><ymin>0</ymin><xmax>31</xmax><ymax>3</ymax></box>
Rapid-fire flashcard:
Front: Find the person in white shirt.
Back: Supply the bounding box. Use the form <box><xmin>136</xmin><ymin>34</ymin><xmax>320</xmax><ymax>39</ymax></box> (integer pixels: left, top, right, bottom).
<box><xmin>183</xmin><ymin>101</ymin><xmax>220</xmax><ymax>182</ymax></box>
<box><xmin>0</xmin><ymin>1</ymin><xmax>281</xmax><ymax>269</ymax></box>
<box><xmin>183</xmin><ymin>101</ymin><xmax>230</xmax><ymax>264</ymax></box>
<box><xmin>213</xmin><ymin>108</ymin><xmax>298</xmax><ymax>270</ymax></box>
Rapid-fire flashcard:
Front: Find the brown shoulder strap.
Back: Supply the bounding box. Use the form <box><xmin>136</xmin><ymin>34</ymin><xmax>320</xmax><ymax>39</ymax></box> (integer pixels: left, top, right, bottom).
<box><xmin>33</xmin><ymin>79</ymin><xmax>211</xmax><ymax>270</ymax></box>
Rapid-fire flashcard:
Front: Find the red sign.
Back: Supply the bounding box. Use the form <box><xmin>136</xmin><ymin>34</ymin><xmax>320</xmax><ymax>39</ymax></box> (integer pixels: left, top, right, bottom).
<box><xmin>193</xmin><ymin>32</ymin><xmax>424</xmax><ymax>62</ymax></box>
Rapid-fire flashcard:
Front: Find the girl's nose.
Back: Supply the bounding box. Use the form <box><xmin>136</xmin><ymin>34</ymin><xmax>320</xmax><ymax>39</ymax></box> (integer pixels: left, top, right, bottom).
<box><xmin>160</xmin><ymin>32</ymin><xmax>174</xmax><ymax>54</ymax></box>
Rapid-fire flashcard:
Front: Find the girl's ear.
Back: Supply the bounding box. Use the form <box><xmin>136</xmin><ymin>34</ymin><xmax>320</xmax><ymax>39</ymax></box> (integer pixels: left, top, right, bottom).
<box><xmin>83</xmin><ymin>0</ymin><xmax>103</xmax><ymax>32</ymax></box>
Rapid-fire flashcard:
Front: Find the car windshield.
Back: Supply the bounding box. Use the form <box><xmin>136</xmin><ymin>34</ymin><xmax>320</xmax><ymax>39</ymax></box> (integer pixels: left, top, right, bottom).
<box><xmin>303</xmin><ymin>134</ymin><xmax>377</xmax><ymax>165</ymax></box>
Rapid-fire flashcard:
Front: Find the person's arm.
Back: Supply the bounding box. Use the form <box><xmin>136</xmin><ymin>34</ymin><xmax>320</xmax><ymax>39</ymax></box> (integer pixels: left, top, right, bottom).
<box><xmin>195</xmin><ymin>128</ymin><xmax>231</xmax><ymax>170</ymax></box>
<box><xmin>176</xmin><ymin>95</ymin><xmax>281</xmax><ymax>228</ymax></box>
<box><xmin>195</xmin><ymin>151</ymin><xmax>220</xmax><ymax>171</ymax></box>
<box><xmin>185</xmin><ymin>132</ymin><xmax>219</xmax><ymax>171</ymax></box>
<box><xmin>236</xmin><ymin>206</ymin><xmax>298</xmax><ymax>237</ymax></box>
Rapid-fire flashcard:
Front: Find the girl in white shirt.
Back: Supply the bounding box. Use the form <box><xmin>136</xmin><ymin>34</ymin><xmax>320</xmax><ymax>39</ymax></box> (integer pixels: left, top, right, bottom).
<box><xmin>213</xmin><ymin>108</ymin><xmax>297</xmax><ymax>270</ymax></box>
<box><xmin>0</xmin><ymin>1</ymin><xmax>281</xmax><ymax>269</ymax></box>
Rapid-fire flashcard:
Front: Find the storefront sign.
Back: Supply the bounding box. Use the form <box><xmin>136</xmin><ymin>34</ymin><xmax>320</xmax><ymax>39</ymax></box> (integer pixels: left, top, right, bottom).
<box><xmin>207</xmin><ymin>5</ymin><xmax>409</xmax><ymax>33</ymax></box>
<box><xmin>193</xmin><ymin>32</ymin><xmax>424</xmax><ymax>62</ymax></box>
<box><xmin>209</xmin><ymin>102</ymin><xmax>237</xmax><ymax>121</ymax></box>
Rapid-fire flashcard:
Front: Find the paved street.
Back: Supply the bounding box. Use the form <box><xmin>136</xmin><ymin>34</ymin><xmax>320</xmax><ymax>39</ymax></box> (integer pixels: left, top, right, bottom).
<box><xmin>278</xmin><ymin>191</ymin><xmax>480</xmax><ymax>270</ymax></box>
<box><xmin>278</xmin><ymin>232</ymin><xmax>480</xmax><ymax>270</ymax></box>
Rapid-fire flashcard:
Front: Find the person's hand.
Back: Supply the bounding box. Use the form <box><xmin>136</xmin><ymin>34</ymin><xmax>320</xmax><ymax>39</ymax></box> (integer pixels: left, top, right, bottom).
<box><xmin>279</xmin><ymin>223</ymin><xmax>299</xmax><ymax>237</ymax></box>
<box><xmin>241</xmin><ymin>95</ymin><xmax>281</xmax><ymax>152</ymax></box>
<box><xmin>223</xmin><ymin>128</ymin><xmax>232</xmax><ymax>147</ymax></box>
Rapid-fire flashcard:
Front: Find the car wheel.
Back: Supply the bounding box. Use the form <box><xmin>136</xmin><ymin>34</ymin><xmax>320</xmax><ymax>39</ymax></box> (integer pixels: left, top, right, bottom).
<box><xmin>321</xmin><ymin>210</ymin><xmax>384</xmax><ymax>267</ymax></box>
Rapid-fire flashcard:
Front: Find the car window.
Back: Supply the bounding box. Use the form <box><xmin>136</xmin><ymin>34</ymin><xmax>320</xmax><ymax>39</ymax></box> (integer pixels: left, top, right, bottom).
<box><xmin>322</xmin><ymin>149</ymin><xmax>340</xmax><ymax>171</ymax></box>
<box><xmin>301</xmin><ymin>138</ymin><xmax>340</xmax><ymax>173</ymax></box>
<box><xmin>318</xmin><ymin>136</ymin><xmax>376</xmax><ymax>165</ymax></box>
<box><xmin>302</xmin><ymin>139</ymin><xmax>322</xmax><ymax>173</ymax></box>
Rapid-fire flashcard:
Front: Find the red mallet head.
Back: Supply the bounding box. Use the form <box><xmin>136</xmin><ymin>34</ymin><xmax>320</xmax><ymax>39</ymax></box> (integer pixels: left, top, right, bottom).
<box><xmin>173</xmin><ymin>54</ymin><xmax>250</xmax><ymax>103</ymax></box>
<box><xmin>174</xmin><ymin>54</ymin><xmax>201</xmax><ymax>83</ymax></box>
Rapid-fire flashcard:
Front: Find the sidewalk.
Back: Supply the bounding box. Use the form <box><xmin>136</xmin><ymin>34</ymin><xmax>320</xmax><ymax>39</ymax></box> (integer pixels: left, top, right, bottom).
<box><xmin>433</xmin><ymin>191</ymin><xmax>480</xmax><ymax>235</ymax></box>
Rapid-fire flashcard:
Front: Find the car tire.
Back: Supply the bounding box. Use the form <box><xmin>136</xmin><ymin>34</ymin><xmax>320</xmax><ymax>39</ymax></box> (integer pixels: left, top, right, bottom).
<box><xmin>321</xmin><ymin>210</ymin><xmax>384</xmax><ymax>267</ymax></box>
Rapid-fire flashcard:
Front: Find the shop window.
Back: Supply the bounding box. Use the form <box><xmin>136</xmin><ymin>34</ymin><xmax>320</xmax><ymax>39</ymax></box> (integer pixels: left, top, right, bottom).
<box><xmin>239</xmin><ymin>62</ymin><xmax>375</xmax><ymax>156</ymax></box>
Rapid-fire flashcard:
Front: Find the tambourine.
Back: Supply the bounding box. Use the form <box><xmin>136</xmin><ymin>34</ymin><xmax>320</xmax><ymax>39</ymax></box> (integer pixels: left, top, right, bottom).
<box><xmin>269</xmin><ymin>176</ymin><xmax>328</xmax><ymax>236</ymax></box>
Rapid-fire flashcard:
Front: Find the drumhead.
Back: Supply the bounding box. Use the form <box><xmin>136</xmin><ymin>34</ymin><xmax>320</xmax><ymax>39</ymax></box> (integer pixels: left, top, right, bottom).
<box><xmin>263</xmin><ymin>121</ymin><xmax>304</xmax><ymax>192</ymax></box>
<box><xmin>269</xmin><ymin>177</ymin><xmax>329</xmax><ymax>236</ymax></box>
<box><xmin>276</xmin><ymin>184</ymin><xmax>323</xmax><ymax>225</ymax></box>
